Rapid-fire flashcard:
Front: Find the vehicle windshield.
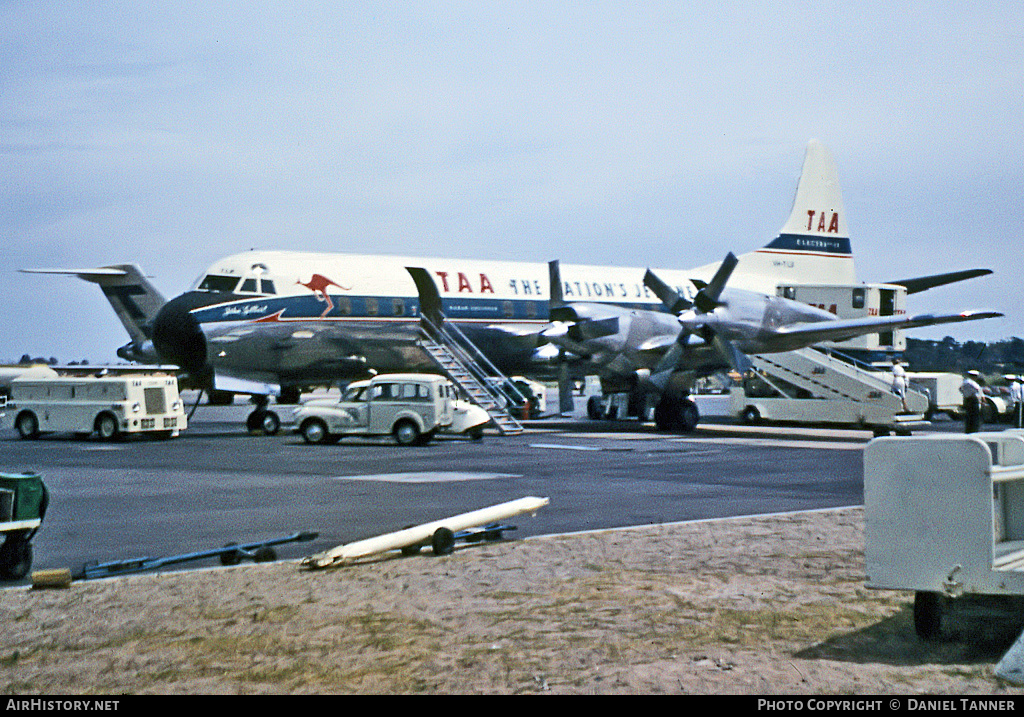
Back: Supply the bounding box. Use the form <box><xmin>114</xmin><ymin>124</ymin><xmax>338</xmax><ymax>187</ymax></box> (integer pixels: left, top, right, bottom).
<box><xmin>342</xmin><ymin>386</ymin><xmax>367</xmax><ymax>402</ymax></box>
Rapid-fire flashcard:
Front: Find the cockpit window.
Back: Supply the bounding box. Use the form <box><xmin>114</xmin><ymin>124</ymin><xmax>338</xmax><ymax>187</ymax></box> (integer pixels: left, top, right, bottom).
<box><xmin>198</xmin><ymin>275</ymin><xmax>241</xmax><ymax>293</ymax></box>
<box><xmin>235</xmin><ymin>277</ymin><xmax>278</xmax><ymax>295</ymax></box>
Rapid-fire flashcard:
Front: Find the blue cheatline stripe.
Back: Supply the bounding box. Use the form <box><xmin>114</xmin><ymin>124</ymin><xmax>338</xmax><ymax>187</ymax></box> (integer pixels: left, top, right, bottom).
<box><xmin>761</xmin><ymin>233</ymin><xmax>852</xmax><ymax>255</ymax></box>
<box><xmin>190</xmin><ymin>294</ymin><xmax>665</xmax><ymax>324</ymax></box>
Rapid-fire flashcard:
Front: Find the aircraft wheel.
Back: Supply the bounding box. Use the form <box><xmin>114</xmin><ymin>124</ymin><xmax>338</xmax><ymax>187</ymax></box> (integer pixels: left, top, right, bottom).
<box><xmin>248</xmin><ymin>409</ymin><xmax>280</xmax><ymax>435</ymax></box>
<box><xmin>15</xmin><ymin>412</ymin><xmax>40</xmax><ymax>440</ymax></box>
<box><xmin>0</xmin><ymin>534</ymin><xmax>32</xmax><ymax>581</ymax></box>
<box><xmin>253</xmin><ymin>546</ymin><xmax>277</xmax><ymax>563</ymax></box>
<box><xmin>95</xmin><ymin>412</ymin><xmax>120</xmax><ymax>441</ymax></box>
<box><xmin>220</xmin><ymin>543</ymin><xmax>242</xmax><ymax>566</ymax></box>
<box><xmin>431</xmin><ymin>527</ymin><xmax>455</xmax><ymax>556</ymax></box>
<box><xmin>913</xmin><ymin>591</ymin><xmax>943</xmax><ymax>640</ymax></box>
<box><xmin>654</xmin><ymin>399</ymin><xmax>673</xmax><ymax>430</ymax></box>
<box><xmin>261</xmin><ymin>411</ymin><xmax>281</xmax><ymax>435</ymax></box>
<box><xmin>587</xmin><ymin>396</ymin><xmax>603</xmax><ymax>420</ymax></box>
<box><xmin>301</xmin><ymin>418</ymin><xmax>330</xmax><ymax>445</ymax></box>
<box><xmin>655</xmin><ymin>397</ymin><xmax>700</xmax><ymax>433</ymax></box>
<box><xmin>393</xmin><ymin>420</ymin><xmax>421</xmax><ymax>446</ymax></box>
<box><xmin>741</xmin><ymin>406</ymin><xmax>761</xmax><ymax>425</ymax></box>
<box><xmin>677</xmin><ymin>400</ymin><xmax>700</xmax><ymax>432</ymax></box>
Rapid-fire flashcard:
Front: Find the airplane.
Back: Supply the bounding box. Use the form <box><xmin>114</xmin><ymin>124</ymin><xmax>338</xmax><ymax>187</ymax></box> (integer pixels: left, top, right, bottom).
<box><xmin>23</xmin><ymin>140</ymin><xmax>999</xmax><ymax>433</ymax></box>
<box><xmin>542</xmin><ymin>251</ymin><xmax>999</xmax><ymax>430</ymax></box>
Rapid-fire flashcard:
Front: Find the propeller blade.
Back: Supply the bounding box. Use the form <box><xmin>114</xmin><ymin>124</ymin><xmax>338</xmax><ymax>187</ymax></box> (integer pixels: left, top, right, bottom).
<box><xmin>652</xmin><ymin>340</ymin><xmax>684</xmax><ymax>377</ymax></box>
<box><xmin>405</xmin><ymin>266</ymin><xmax>444</xmax><ymax>330</ymax></box>
<box><xmin>643</xmin><ymin>269</ymin><xmax>692</xmax><ymax>313</ymax></box>
<box><xmin>693</xmin><ymin>252</ymin><xmax>738</xmax><ymax>313</ymax></box>
<box><xmin>712</xmin><ymin>335</ymin><xmax>751</xmax><ymax>374</ymax></box>
<box><xmin>548</xmin><ymin>259</ymin><xmax>565</xmax><ymax>311</ymax></box>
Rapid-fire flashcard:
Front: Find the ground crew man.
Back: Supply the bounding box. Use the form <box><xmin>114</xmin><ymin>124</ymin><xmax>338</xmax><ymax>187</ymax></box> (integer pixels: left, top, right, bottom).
<box><xmin>1011</xmin><ymin>375</ymin><xmax>1023</xmax><ymax>429</ymax></box>
<box><xmin>891</xmin><ymin>358</ymin><xmax>909</xmax><ymax>413</ymax></box>
<box><xmin>960</xmin><ymin>370</ymin><xmax>983</xmax><ymax>434</ymax></box>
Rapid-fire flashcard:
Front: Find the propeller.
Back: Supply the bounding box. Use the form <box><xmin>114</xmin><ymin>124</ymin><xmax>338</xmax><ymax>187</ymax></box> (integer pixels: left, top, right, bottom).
<box><xmin>643</xmin><ymin>252</ymin><xmax>748</xmax><ymax>382</ymax></box>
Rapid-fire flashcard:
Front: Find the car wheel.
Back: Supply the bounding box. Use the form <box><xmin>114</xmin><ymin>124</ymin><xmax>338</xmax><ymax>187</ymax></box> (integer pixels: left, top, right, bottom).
<box><xmin>393</xmin><ymin>420</ymin><xmax>420</xmax><ymax>446</ymax></box>
<box><xmin>301</xmin><ymin>418</ymin><xmax>330</xmax><ymax>445</ymax></box>
<box><xmin>15</xmin><ymin>412</ymin><xmax>39</xmax><ymax>440</ymax></box>
<box><xmin>96</xmin><ymin>413</ymin><xmax>120</xmax><ymax>441</ymax></box>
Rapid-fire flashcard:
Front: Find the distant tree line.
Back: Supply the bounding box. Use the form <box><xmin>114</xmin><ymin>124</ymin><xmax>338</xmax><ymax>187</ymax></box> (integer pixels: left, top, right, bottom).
<box><xmin>7</xmin><ymin>355</ymin><xmax>89</xmax><ymax>366</ymax></box>
<box><xmin>904</xmin><ymin>337</ymin><xmax>1024</xmax><ymax>377</ymax></box>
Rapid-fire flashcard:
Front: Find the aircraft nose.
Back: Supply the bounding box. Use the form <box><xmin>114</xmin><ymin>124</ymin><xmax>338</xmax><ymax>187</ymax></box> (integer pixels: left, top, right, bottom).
<box><xmin>152</xmin><ymin>293</ymin><xmax>210</xmax><ymax>373</ymax></box>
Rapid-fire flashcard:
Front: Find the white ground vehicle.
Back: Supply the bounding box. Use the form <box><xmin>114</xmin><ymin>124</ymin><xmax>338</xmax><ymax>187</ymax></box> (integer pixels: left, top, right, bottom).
<box><xmin>2</xmin><ymin>371</ymin><xmax>186</xmax><ymax>440</ymax></box>
<box><xmin>904</xmin><ymin>371</ymin><xmax>963</xmax><ymax>419</ymax></box>
<box><xmin>293</xmin><ymin>373</ymin><xmax>489</xmax><ymax>446</ymax></box>
<box><xmin>728</xmin><ymin>348</ymin><xmax>929</xmax><ymax>435</ymax></box>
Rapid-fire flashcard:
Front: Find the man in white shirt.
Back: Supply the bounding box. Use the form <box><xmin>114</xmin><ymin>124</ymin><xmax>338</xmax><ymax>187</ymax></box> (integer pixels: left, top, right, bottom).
<box><xmin>960</xmin><ymin>370</ymin><xmax>983</xmax><ymax>434</ymax></box>
<box><xmin>1010</xmin><ymin>375</ymin><xmax>1023</xmax><ymax>429</ymax></box>
<box><xmin>891</xmin><ymin>358</ymin><xmax>909</xmax><ymax>413</ymax></box>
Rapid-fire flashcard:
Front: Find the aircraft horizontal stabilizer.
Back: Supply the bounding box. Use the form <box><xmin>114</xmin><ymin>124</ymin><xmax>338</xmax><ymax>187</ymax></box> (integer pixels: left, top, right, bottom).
<box><xmin>21</xmin><ymin>267</ymin><xmax>129</xmax><ymax>278</ymax></box>
<box><xmin>21</xmin><ymin>263</ymin><xmax>166</xmax><ymax>348</ymax></box>
<box><xmin>777</xmin><ymin>309</ymin><xmax>1003</xmax><ymax>346</ymax></box>
<box><xmin>885</xmin><ymin>269</ymin><xmax>993</xmax><ymax>295</ymax></box>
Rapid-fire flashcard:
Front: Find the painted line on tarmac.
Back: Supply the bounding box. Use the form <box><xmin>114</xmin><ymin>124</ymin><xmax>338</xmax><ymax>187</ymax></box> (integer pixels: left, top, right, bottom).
<box><xmin>530</xmin><ymin>442</ymin><xmax>636</xmax><ymax>452</ymax></box>
<box><xmin>669</xmin><ymin>436</ymin><xmax>864</xmax><ymax>451</ymax></box>
<box><xmin>333</xmin><ymin>471</ymin><xmax>523</xmax><ymax>483</ymax></box>
<box><xmin>554</xmin><ymin>432</ymin><xmax>658</xmax><ymax>441</ymax></box>
<box><xmin>530</xmin><ymin>443</ymin><xmax>601</xmax><ymax>451</ymax></box>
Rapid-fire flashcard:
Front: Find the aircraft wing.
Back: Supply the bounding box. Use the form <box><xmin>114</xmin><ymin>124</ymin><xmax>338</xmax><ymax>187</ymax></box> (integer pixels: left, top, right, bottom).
<box><xmin>885</xmin><ymin>269</ymin><xmax>993</xmax><ymax>295</ymax></box>
<box><xmin>776</xmin><ymin>310</ymin><xmax>1003</xmax><ymax>346</ymax></box>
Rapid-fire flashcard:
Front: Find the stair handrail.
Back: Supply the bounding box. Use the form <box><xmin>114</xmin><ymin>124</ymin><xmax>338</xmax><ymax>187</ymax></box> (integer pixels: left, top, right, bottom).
<box><xmin>419</xmin><ymin>314</ymin><xmax>531</xmax><ymax>412</ymax></box>
<box><xmin>811</xmin><ymin>346</ymin><xmax>929</xmax><ymax>400</ymax></box>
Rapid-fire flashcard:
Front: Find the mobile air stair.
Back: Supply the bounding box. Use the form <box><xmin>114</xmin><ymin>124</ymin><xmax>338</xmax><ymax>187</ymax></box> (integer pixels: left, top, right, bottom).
<box><xmin>733</xmin><ymin>346</ymin><xmax>929</xmax><ymax>435</ymax></box>
<box><xmin>417</xmin><ymin>316</ymin><xmax>525</xmax><ymax>435</ymax></box>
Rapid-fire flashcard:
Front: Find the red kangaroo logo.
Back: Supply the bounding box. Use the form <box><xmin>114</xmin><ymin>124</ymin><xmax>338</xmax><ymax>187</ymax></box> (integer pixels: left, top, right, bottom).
<box><xmin>297</xmin><ymin>274</ymin><xmax>350</xmax><ymax>317</ymax></box>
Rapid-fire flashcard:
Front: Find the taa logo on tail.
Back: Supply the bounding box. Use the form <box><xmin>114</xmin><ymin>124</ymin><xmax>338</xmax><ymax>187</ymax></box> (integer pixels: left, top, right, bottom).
<box><xmin>806</xmin><ymin>210</ymin><xmax>840</xmax><ymax>234</ymax></box>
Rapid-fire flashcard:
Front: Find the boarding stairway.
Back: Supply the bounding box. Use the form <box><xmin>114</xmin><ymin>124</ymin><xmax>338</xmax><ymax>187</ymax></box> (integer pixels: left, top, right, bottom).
<box><xmin>417</xmin><ymin>316</ymin><xmax>525</xmax><ymax>435</ymax></box>
<box><xmin>747</xmin><ymin>346</ymin><xmax>930</xmax><ymax>428</ymax></box>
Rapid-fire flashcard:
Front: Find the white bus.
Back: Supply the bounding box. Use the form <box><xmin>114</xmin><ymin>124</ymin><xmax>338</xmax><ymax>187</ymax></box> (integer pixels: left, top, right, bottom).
<box><xmin>1</xmin><ymin>371</ymin><xmax>187</xmax><ymax>440</ymax></box>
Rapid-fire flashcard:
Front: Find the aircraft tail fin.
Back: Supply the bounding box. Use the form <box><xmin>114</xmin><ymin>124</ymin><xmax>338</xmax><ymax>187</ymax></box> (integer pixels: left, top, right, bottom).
<box><xmin>20</xmin><ymin>264</ymin><xmax>165</xmax><ymax>346</ymax></box>
<box><xmin>746</xmin><ymin>139</ymin><xmax>857</xmax><ymax>287</ymax></box>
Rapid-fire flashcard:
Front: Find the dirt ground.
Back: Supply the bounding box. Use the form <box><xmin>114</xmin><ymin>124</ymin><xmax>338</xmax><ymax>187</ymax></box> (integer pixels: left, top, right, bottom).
<box><xmin>2</xmin><ymin>507</ymin><xmax>1024</xmax><ymax>695</ymax></box>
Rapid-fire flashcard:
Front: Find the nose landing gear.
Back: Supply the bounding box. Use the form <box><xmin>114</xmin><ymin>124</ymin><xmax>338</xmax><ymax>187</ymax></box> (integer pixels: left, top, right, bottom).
<box><xmin>246</xmin><ymin>396</ymin><xmax>281</xmax><ymax>435</ymax></box>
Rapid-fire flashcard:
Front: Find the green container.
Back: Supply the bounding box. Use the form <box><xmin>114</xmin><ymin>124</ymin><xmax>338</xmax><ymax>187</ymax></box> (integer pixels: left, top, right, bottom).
<box><xmin>0</xmin><ymin>472</ymin><xmax>48</xmax><ymax>522</ymax></box>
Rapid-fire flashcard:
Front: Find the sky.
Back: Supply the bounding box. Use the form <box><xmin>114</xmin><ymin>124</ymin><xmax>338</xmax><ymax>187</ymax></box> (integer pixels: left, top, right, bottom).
<box><xmin>2</xmin><ymin>1</ymin><xmax>1023</xmax><ymax>363</ymax></box>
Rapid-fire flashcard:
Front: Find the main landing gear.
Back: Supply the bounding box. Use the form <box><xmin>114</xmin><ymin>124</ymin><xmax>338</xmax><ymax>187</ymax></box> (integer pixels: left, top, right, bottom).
<box><xmin>654</xmin><ymin>395</ymin><xmax>700</xmax><ymax>433</ymax></box>
<box><xmin>246</xmin><ymin>396</ymin><xmax>281</xmax><ymax>436</ymax></box>
<box><xmin>586</xmin><ymin>391</ymin><xmax>701</xmax><ymax>433</ymax></box>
